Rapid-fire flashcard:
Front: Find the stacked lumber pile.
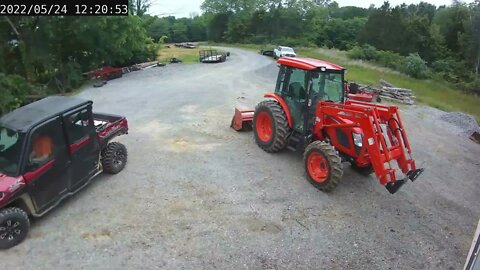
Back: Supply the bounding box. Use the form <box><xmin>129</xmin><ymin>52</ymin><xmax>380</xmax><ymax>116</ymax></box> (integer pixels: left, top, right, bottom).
<box><xmin>378</xmin><ymin>80</ymin><xmax>416</xmax><ymax>105</ymax></box>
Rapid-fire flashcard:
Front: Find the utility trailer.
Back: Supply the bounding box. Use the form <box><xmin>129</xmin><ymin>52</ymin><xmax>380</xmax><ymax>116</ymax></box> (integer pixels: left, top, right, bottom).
<box><xmin>199</xmin><ymin>50</ymin><xmax>229</xmax><ymax>63</ymax></box>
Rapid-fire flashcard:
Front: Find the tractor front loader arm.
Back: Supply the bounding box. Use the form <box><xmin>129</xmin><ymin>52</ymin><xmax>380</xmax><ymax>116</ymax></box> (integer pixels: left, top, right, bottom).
<box><xmin>315</xmin><ymin>100</ymin><xmax>424</xmax><ymax>194</ymax></box>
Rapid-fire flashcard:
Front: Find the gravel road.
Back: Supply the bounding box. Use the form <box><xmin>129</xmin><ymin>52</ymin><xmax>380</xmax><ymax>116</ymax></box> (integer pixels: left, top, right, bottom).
<box><xmin>1</xmin><ymin>48</ymin><xmax>479</xmax><ymax>270</ymax></box>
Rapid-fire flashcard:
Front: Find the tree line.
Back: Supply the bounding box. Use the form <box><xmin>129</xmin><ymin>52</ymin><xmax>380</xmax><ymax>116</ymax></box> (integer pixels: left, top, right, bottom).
<box><xmin>1</xmin><ymin>0</ymin><xmax>479</xmax><ymax>114</ymax></box>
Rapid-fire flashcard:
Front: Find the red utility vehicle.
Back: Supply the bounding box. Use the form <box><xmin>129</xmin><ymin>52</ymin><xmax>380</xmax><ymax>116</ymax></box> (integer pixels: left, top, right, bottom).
<box><xmin>0</xmin><ymin>96</ymin><xmax>128</xmax><ymax>249</ymax></box>
<box><xmin>89</xmin><ymin>66</ymin><xmax>123</xmax><ymax>80</ymax></box>
<box><xmin>232</xmin><ymin>57</ymin><xmax>423</xmax><ymax>194</ymax></box>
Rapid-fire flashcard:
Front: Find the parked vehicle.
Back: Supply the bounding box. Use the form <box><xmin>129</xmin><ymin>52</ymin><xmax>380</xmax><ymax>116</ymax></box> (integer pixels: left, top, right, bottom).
<box><xmin>274</xmin><ymin>46</ymin><xmax>297</xmax><ymax>59</ymax></box>
<box><xmin>259</xmin><ymin>49</ymin><xmax>275</xmax><ymax>57</ymax></box>
<box><xmin>0</xmin><ymin>96</ymin><xmax>128</xmax><ymax>249</ymax></box>
<box><xmin>88</xmin><ymin>66</ymin><xmax>123</xmax><ymax>80</ymax></box>
<box><xmin>199</xmin><ymin>50</ymin><xmax>229</xmax><ymax>63</ymax></box>
<box><xmin>231</xmin><ymin>57</ymin><xmax>423</xmax><ymax>194</ymax></box>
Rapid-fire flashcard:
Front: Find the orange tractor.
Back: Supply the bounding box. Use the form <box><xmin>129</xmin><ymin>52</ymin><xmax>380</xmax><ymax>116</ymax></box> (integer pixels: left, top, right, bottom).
<box><xmin>232</xmin><ymin>57</ymin><xmax>424</xmax><ymax>194</ymax></box>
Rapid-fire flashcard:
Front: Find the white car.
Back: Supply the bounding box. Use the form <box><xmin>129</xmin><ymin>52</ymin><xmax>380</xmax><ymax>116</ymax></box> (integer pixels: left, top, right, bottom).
<box><xmin>274</xmin><ymin>46</ymin><xmax>297</xmax><ymax>59</ymax></box>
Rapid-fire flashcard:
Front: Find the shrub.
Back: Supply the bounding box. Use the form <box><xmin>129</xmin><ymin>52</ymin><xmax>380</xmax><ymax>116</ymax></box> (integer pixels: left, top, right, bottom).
<box><xmin>346</xmin><ymin>44</ymin><xmax>378</xmax><ymax>61</ymax></box>
<box><xmin>401</xmin><ymin>53</ymin><xmax>430</xmax><ymax>79</ymax></box>
<box><xmin>376</xmin><ymin>50</ymin><xmax>404</xmax><ymax>70</ymax></box>
<box><xmin>59</xmin><ymin>62</ymin><xmax>84</xmax><ymax>91</ymax></box>
<box><xmin>347</xmin><ymin>46</ymin><xmax>364</xmax><ymax>59</ymax></box>
<box><xmin>0</xmin><ymin>74</ymin><xmax>34</xmax><ymax>114</ymax></box>
<box><xmin>457</xmin><ymin>76</ymin><xmax>480</xmax><ymax>95</ymax></box>
<box><xmin>362</xmin><ymin>44</ymin><xmax>379</xmax><ymax>61</ymax></box>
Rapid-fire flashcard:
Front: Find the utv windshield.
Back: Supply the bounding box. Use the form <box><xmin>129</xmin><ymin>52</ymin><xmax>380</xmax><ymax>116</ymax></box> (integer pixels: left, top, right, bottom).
<box><xmin>0</xmin><ymin>126</ymin><xmax>24</xmax><ymax>175</ymax></box>
<box><xmin>310</xmin><ymin>72</ymin><xmax>344</xmax><ymax>103</ymax></box>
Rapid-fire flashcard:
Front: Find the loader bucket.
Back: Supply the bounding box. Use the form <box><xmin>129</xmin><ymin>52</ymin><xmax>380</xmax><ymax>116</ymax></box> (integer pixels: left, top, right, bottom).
<box><xmin>231</xmin><ymin>108</ymin><xmax>255</xmax><ymax>131</ymax></box>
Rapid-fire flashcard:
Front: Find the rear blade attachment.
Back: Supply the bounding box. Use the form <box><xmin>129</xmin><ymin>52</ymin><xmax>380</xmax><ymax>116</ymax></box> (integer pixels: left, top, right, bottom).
<box><xmin>231</xmin><ymin>108</ymin><xmax>255</xmax><ymax>131</ymax></box>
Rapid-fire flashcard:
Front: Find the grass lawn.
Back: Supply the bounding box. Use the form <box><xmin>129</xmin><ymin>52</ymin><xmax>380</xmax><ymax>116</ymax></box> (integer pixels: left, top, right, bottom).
<box><xmin>207</xmin><ymin>43</ymin><xmax>480</xmax><ymax>121</ymax></box>
<box><xmin>157</xmin><ymin>45</ymin><xmax>201</xmax><ymax>64</ymax></box>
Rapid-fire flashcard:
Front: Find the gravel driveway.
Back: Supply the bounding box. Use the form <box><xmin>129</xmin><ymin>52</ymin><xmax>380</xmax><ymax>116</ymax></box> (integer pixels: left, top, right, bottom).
<box><xmin>1</xmin><ymin>48</ymin><xmax>479</xmax><ymax>270</ymax></box>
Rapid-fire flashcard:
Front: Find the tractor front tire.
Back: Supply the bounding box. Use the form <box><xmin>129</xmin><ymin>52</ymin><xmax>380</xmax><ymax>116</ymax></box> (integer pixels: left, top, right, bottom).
<box><xmin>253</xmin><ymin>100</ymin><xmax>290</xmax><ymax>153</ymax></box>
<box><xmin>102</xmin><ymin>142</ymin><xmax>128</xmax><ymax>174</ymax></box>
<box><xmin>304</xmin><ymin>141</ymin><xmax>343</xmax><ymax>192</ymax></box>
<box><xmin>0</xmin><ymin>207</ymin><xmax>30</xmax><ymax>250</ymax></box>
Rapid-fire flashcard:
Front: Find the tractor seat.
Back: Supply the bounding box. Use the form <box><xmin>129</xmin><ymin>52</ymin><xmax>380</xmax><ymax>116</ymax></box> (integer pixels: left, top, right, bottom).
<box><xmin>288</xmin><ymin>82</ymin><xmax>306</xmax><ymax>100</ymax></box>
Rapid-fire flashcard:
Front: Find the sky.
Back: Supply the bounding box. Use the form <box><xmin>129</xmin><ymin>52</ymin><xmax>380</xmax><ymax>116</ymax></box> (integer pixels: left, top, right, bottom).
<box><xmin>149</xmin><ymin>0</ymin><xmax>455</xmax><ymax>18</ymax></box>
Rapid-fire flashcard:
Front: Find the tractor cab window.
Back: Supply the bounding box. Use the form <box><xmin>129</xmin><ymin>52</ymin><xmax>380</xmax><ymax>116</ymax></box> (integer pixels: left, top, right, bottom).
<box><xmin>284</xmin><ymin>67</ymin><xmax>308</xmax><ymax>132</ymax></box>
<box><xmin>310</xmin><ymin>72</ymin><xmax>344</xmax><ymax>104</ymax></box>
<box><xmin>0</xmin><ymin>127</ymin><xmax>24</xmax><ymax>175</ymax></box>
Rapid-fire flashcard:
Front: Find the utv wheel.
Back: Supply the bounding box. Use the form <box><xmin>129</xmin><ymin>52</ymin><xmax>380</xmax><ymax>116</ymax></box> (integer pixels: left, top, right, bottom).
<box><xmin>102</xmin><ymin>142</ymin><xmax>128</xmax><ymax>174</ymax></box>
<box><xmin>351</xmin><ymin>162</ymin><xmax>373</xmax><ymax>176</ymax></box>
<box><xmin>304</xmin><ymin>141</ymin><xmax>343</xmax><ymax>192</ymax></box>
<box><xmin>253</xmin><ymin>100</ymin><xmax>290</xmax><ymax>153</ymax></box>
<box><xmin>0</xmin><ymin>207</ymin><xmax>29</xmax><ymax>250</ymax></box>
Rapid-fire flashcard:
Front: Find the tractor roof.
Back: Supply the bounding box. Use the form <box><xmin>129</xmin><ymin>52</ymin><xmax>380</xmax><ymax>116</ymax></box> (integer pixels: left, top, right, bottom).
<box><xmin>278</xmin><ymin>57</ymin><xmax>345</xmax><ymax>71</ymax></box>
<box><xmin>0</xmin><ymin>96</ymin><xmax>92</xmax><ymax>132</ymax></box>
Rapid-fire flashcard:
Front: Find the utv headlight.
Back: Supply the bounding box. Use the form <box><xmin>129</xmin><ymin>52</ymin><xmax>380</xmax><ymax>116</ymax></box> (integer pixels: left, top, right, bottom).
<box><xmin>353</xmin><ymin>133</ymin><xmax>363</xmax><ymax>147</ymax></box>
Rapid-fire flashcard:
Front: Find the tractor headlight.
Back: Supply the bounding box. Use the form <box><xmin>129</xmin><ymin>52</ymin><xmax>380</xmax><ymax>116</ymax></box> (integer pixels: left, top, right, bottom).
<box><xmin>353</xmin><ymin>133</ymin><xmax>363</xmax><ymax>147</ymax></box>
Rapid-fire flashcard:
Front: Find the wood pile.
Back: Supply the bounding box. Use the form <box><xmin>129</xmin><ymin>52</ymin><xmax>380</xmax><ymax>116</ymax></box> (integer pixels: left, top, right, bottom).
<box><xmin>378</xmin><ymin>80</ymin><xmax>416</xmax><ymax>105</ymax></box>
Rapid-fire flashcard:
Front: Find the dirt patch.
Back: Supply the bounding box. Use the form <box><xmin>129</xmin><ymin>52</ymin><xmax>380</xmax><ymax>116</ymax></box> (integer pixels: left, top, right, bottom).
<box><xmin>81</xmin><ymin>229</ymin><xmax>112</xmax><ymax>241</ymax></box>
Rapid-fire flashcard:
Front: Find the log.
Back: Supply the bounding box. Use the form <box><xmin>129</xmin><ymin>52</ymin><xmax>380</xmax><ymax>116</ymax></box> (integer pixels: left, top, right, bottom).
<box><xmin>380</xmin><ymin>80</ymin><xmax>394</xmax><ymax>87</ymax></box>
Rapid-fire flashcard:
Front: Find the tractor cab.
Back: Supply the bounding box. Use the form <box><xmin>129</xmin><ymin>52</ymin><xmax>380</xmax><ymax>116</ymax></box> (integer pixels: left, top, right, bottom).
<box><xmin>274</xmin><ymin>57</ymin><xmax>345</xmax><ymax>134</ymax></box>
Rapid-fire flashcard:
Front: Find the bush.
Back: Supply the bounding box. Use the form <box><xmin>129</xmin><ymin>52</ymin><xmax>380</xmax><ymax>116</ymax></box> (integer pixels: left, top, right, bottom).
<box><xmin>401</xmin><ymin>53</ymin><xmax>430</xmax><ymax>79</ymax></box>
<box><xmin>347</xmin><ymin>46</ymin><xmax>364</xmax><ymax>59</ymax></box>
<box><xmin>376</xmin><ymin>50</ymin><xmax>404</xmax><ymax>70</ymax></box>
<box><xmin>362</xmin><ymin>44</ymin><xmax>379</xmax><ymax>61</ymax></box>
<box><xmin>346</xmin><ymin>44</ymin><xmax>378</xmax><ymax>61</ymax></box>
<box><xmin>57</xmin><ymin>62</ymin><xmax>84</xmax><ymax>91</ymax></box>
<box><xmin>457</xmin><ymin>76</ymin><xmax>480</xmax><ymax>95</ymax></box>
<box><xmin>0</xmin><ymin>74</ymin><xmax>34</xmax><ymax>114</ymax></box>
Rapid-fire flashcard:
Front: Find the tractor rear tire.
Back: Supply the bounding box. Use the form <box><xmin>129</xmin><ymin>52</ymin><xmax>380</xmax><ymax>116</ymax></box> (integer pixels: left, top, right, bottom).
<box><xmin>304</xmin><ymin>141</ymin><xmax>343</xmax><ymax>192</ymax></box>
<box><xmin>351</xmin><ymin>162</ymin><xmax>373</xmax><ymax>176</ymax></box>
<box><xmin>0</xmin><ymin>207</ymin><xmax>29</xmax><ymax>250</ymax></box>
<box><xmin>253</xmin><ymin>100</ymin><xmax>290</xmax><ymax>153</ymax></box>
<box><xmin>102</xmin><ymin>142</ymin><xmax>128</xmax><ymax>174</ymax></box>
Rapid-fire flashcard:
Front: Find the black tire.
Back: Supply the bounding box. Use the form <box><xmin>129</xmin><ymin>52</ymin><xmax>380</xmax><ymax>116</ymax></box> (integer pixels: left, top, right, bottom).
<box><xmin>101</xmin><ymin>142</ymin><xmax>128</xmax><ymax>174</ymax></box>
<box><xmin>351</xmin><ymin>162</ymin><xmax>373</xmax><ymax>176</ymax></box>
<box><xmin>253</xmin><ymin>100</ymin><xmax>290</xmax><ymax>153</ymax></box>
<box><xmin>304</xmin><ymin>141</ymin><xmax>343</xmax><ymax>192</ymax></box>
<box><xmin>0</xmin><ymin>207</ymin><xmax>29</xmax><ymax>250</ymax></box>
